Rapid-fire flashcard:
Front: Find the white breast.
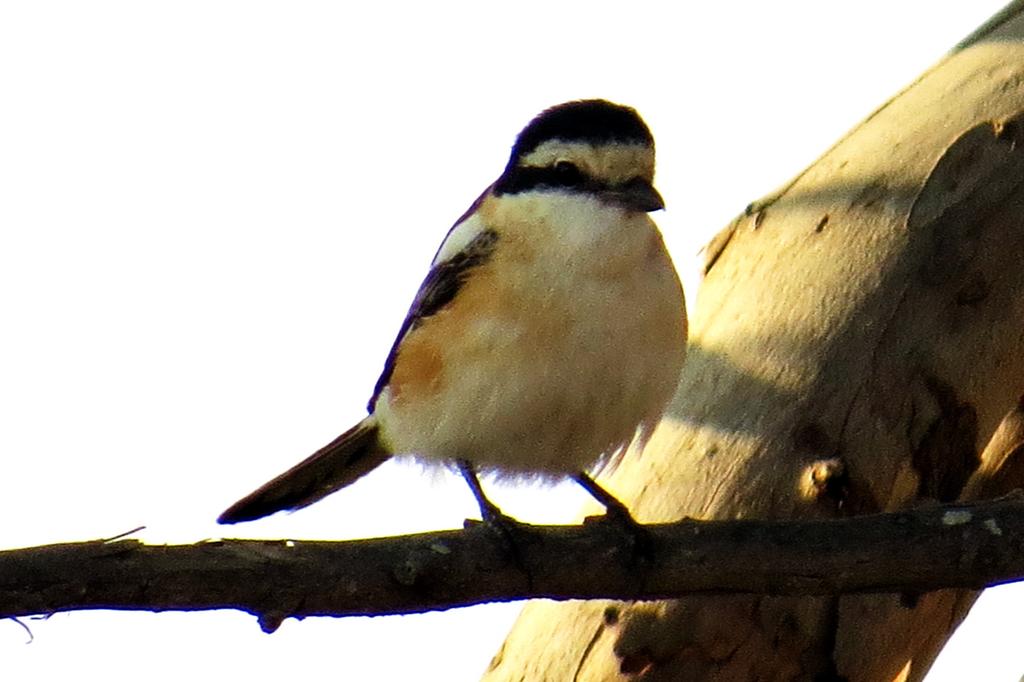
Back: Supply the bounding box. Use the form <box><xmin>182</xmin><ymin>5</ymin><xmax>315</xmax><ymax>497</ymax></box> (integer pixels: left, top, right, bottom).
<box><xmin>376</xmin><ymin>192</ymin><xmax>687</xmax><ymax>480</ymax></box>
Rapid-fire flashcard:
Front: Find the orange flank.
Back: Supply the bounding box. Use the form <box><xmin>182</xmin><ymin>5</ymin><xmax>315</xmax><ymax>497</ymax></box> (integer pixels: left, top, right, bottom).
<box><xmin>388</xmin><ymin>262</ymin><xmax>502</xmax><ymax>403</ymax></box>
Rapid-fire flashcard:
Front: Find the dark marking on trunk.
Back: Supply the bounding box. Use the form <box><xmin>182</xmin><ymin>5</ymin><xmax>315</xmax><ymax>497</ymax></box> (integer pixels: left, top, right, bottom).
<box><xmin>911</xmin><ymin>375</ymin><xmax>980</xmax><ymax>502</ymax></box>
<box><xmin>909</xmin><ymin>113</ymin><xmax>1024</xmax><ymax>288</ymax></box>
<box><xmin>955</xmin><ymin>272</ymin><xmax>991</xmax><ymax>306</ymax></box>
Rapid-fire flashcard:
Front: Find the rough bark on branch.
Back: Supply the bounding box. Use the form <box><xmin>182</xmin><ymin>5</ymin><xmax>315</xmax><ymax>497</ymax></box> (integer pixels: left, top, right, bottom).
<box><xmin>485</xmin><ymin>4</ymin><xmax>1024</xmax><ymax>681</ymax></box>
<box><xmin>5</xmin><ymin>496</ymin><xmax>1024</xmax><ymax>634</ymax></box>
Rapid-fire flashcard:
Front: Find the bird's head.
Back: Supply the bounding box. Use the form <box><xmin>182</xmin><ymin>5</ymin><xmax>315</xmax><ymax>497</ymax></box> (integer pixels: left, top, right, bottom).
<box><xmin>493</xmin><ymin>99</ymin><xmax>663</xmax><ymax>213</ymax></box>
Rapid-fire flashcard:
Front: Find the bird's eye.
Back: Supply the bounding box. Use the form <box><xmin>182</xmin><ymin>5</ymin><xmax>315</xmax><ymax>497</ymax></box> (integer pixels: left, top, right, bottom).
<box><xmin>552</xmin><ymin>160</ymin><xmax>583</xmax><ymax>187</ymax></box>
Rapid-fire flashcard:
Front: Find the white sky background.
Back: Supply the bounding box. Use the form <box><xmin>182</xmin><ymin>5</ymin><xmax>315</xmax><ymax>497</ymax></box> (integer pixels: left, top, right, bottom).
<box><xmin>0</xmin><ymin>1</ymin><xmax>1018</xmax><ymax>679</ymax></box>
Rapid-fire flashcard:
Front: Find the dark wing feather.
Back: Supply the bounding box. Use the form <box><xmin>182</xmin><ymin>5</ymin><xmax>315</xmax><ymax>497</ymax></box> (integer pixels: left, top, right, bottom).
<box><xmin>217</xmin><ymin>417</ymin><xmax>386</xmax><ymax>524</ymax></box>
<box><xmin>368</xmin><ymin>227</ymin><xmax>498</xmax><ymax>410</ymax></box>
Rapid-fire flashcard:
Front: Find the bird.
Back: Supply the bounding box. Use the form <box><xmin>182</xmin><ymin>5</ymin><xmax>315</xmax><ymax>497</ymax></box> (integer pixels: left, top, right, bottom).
<box><xmin>217</xmin><ymin>99</ymin><xmax>687</xmax><ymax>527</ymax></box>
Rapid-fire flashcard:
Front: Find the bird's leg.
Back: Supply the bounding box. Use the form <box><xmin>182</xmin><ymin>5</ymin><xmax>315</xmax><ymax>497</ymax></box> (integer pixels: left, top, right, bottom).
<box><xmin>457</xmin><ymin>459</ymin><xmax>512</xmax><ymax>524</ymax></box>
<box><xmin>572</xmin><ymin>472</ymin><xmax>651</xmax><ymax>557</ymax></box>
<box><xmin>457</xmin><ymin>459</ymin><xmax>530</xmax><ymax>571</ymax></box>
<box><xmin>572</xmin><ymin>472</ymin><xmax>635</xmax><ymax>521</ymax></box>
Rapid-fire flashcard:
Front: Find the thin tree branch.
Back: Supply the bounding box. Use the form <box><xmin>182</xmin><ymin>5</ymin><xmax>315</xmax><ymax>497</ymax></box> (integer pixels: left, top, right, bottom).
<box><xmin>4</xmin><ymin>495</ymin><xmax>1024</xmax><ymax>632</ymax></box>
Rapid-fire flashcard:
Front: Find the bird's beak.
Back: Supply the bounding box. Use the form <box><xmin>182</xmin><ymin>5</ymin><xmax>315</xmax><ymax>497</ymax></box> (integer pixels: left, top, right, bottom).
<box><xmin>601</xmin><ymin>178</ymin><xmax>665</xmax><ymax>212</ymax></box>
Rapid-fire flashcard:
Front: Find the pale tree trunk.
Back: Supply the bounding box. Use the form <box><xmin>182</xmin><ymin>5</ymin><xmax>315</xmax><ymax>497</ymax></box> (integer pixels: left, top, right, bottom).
<box><xmin>483</xmin><ymin>4</ymin><xmax>1024</xmax><ymax>681</ymax></box>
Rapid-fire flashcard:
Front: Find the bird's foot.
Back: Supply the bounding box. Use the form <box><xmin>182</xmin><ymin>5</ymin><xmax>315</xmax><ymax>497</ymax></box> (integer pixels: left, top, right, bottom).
<box><xmin>573</xmin><ymin>473</ymin><xmax>653</xmax><ymax>562</ymax></box>
<box><xmin>457</xmin><ymin>458</ymin><xmax>526</xmax><ymax>560</ymax></box>
<box><xmin>464</xmin><ymin>502</ymin><xmax>528</xmax><ymax>572</ymax></box>
<box><xmin>586</xmin><ymin>499</ymin><xmax>654</xmax><ymax>562</ymax></box>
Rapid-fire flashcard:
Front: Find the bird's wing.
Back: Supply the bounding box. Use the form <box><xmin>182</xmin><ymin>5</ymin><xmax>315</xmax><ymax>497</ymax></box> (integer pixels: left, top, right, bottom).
<box><xmin>367</xmin><ymin>222</ymin><xmax>498</xmax><ymax>411</ymax></box>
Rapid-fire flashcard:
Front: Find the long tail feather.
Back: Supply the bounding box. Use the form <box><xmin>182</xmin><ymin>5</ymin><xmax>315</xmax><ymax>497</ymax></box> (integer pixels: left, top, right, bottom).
<box><xmin>217</xmin><ymin>417</ymin><xmax>388</xmax><ymax>524</ymax></box>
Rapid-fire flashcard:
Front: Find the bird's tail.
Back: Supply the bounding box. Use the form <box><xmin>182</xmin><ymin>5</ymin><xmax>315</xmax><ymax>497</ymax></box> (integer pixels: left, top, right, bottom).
<box><xmin>217</xmin><ymin>416</ymin><xmax>389</xmax><ymax>524</ymax></box>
